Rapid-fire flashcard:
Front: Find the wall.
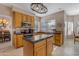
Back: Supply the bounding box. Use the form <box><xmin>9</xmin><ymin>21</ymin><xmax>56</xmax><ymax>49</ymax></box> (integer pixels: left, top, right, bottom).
<box><xmin>0</xmin><ymin>4</ymin><xmax>12</xmax><ymax>16</ymax></box>
<box><xmin>34</xmin><ymin>16</ymin><xmax>40</xmax><ymax>32</ymax></box>
<box><xmin>0</xmin><ymin>4</ymin><xmax>12</xmax><ymax>32</ymax></box>
<box><xmin>55</xmin><ymin>10</ymin><xmax>64</xmax><ymax>32</ymax></box>
<box><xmin>73</xmin><ymin>15</ymin><xmax>79</xmax><ymax>35</ymax></box>
<box><xmin>41</xmin><ymin>10</ymin><xmax>64</xmax><ymax>32</ymax></box>
<box><xmin>65</xmin><ymin>15</ymin><xmax>79</xmax><ymax>36</ymax></box>
<box><xmin>0</xmin><ymin>4</ymin><xmax>13</xmax><ymax>48</ymax></box>
<box><xmin>12</xmin><ymin>7</ymin><xmax>35</xmax><ymax>16</ymax></box>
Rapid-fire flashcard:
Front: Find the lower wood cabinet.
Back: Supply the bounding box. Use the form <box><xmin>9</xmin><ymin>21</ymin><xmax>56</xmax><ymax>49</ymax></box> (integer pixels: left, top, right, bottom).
<box><xmin>34</xmin><ymin>45</ymin><xmax>46</xmax><ymax>56</ymax></box>
<box><xmin>13</xmin><ymin>34</ymin><xmax>23</xmax><ymax>48</ymax></box>
<box><xmin>34</xmin><ymin>40</ymin><xmax>46</xmax><ymax>56</ymax></box>
<box><xmin>23</xmin><ymin>40</ymin><xmax>34</xmax><ymax>56</ymax></box>
<box><xmin>47</xmin><ymin>38</ymin><xmax>53</xmax><ymax>56</ymax></box>
<box><xmin>23</xmin><ymin>36</ymin><xmax>53</xmax><ymax>56</ymax></box>
<box><xmin>53</xmin><ymin>32</ymin><xmax>63</xmax><ymax>46</ymax></box>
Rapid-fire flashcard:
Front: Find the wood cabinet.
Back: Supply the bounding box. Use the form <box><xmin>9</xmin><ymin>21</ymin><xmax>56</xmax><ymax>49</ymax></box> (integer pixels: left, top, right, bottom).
<box><xmin>34</xmin><ymin>40</ymin><xmax>46</xmax><ymax>56</ymax></box>
<box><xmin>23</xmin><ymin>36</ymin><xmax>53</xmax><ymax>56</ymax></box>
<box><xmin>53</xmin><ymin>32</ymin><xmax>63</xmax><ymax>46</ymax></box>
<box><xmin>22</xmin><ymin>14</ymin><xmax>26</xmax><ymax>22</ymax></box>
<box><xmin>34</xmin><ymin>45</ymin><xmax>46</xmax><ymax>56</ymax></box>
<box><xmin>47</xmin><ymin>37</ymin><xmax>53</xmax><ymax>56</ymax></box>
<box><xmin>22</xmin><ymin>14</ymin><xmax>29</xmax><ymax>22</ymax></box>
<box><xmin>31</xmin><ymin>16</ymin><xmax>34</xmax><ymax>28</ymax></box>
<box><xmin>13</xmin><ymin>34</ymin><xmax>23</xmax><ymax>48</ymax></box>
<box><xmin>22</xmin><ymin>14</ymin><xmax>35</xmax><ymax>28</ymax></box>
<box><xmin>13</xmin><ymin>11</ymin><xmax>35</xmax><ymax>48</ymax></box>
<box><xmin>13</xmin><ymin>12</ymin><xmax>35</xmax><ymax>28</ymax></box>
<box><xmin>13</xmin><ymin>12</ymin><xmax>22</xmax><ymax>28</ymax></box>
<box><xmin>23</xmin><ymin>40</ymin><xmax>34</xmax><ymax>56</ymax></box>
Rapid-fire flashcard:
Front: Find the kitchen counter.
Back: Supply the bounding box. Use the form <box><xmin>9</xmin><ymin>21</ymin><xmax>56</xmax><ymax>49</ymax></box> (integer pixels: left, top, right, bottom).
<box><xmin>23</xmin><ymin>34</ymin><xmax>53</xmax><ymax>56</ymax></box>
<box><xmin>24</xmin><ymin>34</ymin><xmax>53</xmax><ymax>43</ymax></box>
<box><xmin>35</xmin><ymin>31</ymin><xmax>63</xmax><ymax>34</ymax></box>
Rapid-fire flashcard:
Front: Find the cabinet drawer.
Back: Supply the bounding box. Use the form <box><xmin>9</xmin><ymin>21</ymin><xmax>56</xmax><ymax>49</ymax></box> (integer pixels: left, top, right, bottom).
<box><xmin>55</xmin><ymin>37</ymin><xmax>60</xmax><ymax>40</ymax></box>
<box><xmin>55</xmin><ymin>34</ymin><xmax>61</xmax><ymax>36</ymax></box>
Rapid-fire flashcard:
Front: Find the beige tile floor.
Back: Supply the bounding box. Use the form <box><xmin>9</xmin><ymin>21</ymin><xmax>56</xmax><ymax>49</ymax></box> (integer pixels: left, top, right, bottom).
<box><xmin>0</xmin><ymin>38</ymin><xmax>79</xmax><ymax>56</ymax></box>
<box><xmin>0</xmin><ymin>42</ymin><xmax>23</xmax><ymax>56</ymax></box>
<box><xmin>53</xmin><ymin>39</ymin><xmax>79</xmax><ymax>56</ymax></box>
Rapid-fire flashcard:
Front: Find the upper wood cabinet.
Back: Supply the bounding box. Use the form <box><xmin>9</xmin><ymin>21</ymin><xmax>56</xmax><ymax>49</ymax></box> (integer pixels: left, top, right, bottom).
<box><xmin>13</xmin><ymin>12</ymin><xmax>22</xmax><ymax>28</ymax></box>
<box><xmin>31</xmin><ymin>16</ymin><xmax>34</xmax><ymax>28</ymax></box>
<box><xmin>13</xmin><ymin>11</ymin><xmax>35</xmax><ymax>28</ymax></box>
<box><xmin>22</xmin><ymin>14</ymin><xmax>26</xmax><ymax>22</ymax></box>
<box><xmin>22</xmin><ymin>14</ymin><xmax>35</xmax><ymax>28</ymax></box>
<box><xmin>27</xmin><ymin>15</ymin><xmax>31</xmax><ymax>23</ymax></box>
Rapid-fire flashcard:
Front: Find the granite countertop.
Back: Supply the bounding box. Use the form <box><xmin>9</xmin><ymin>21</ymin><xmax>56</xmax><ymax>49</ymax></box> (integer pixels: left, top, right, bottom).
<box><xmin>24</xmin><ymin>34</ymin><xmax>53</xmax><ymax>43</ymax></box>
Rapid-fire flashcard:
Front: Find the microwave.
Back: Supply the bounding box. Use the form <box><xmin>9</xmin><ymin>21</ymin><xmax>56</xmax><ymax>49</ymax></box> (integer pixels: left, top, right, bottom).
<box><xmin>22</xmin><ymin>22</ymin><xmax>31</xmax><ymax>28</ymax></box>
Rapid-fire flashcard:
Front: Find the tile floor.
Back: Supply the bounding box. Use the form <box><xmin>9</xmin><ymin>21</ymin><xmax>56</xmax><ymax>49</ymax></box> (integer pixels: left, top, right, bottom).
<box><xmin>0</xmin><ymin>38</ymin><xmax>79</xmax><ymax>56</ymax></box>
<box><xmin>53</xmin><ymin>38</ymin><xmax>79</xmax><ymax>56</ymax></box>
<box><xmin>0</xmin><ymin>42</ymin><xmax>23</xmax><ymax>56</ymax></box>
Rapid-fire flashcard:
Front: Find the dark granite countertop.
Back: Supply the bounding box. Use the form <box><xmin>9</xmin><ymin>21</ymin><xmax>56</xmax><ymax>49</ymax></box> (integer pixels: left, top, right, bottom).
<box><xmin>24</xmin><ymin>34</ymin><xmax>53</xmax><ymax>43</ymax></box>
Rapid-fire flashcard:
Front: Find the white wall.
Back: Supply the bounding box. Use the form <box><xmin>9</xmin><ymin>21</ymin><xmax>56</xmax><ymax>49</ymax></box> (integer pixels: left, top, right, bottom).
<box><xmin>0</xmin><ymin>5</ymin><xmax>13</xmax><ymax>47</ymax></box>
<box><xmin>55</xmin><ymin>10</ymin><xmax>64</xmax><ymax>31</ymax></box>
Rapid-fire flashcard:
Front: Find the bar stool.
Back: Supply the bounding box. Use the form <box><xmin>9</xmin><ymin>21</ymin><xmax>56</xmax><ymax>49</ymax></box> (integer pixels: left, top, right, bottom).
<box><xmin>74</xmin><ymin>33</ymin><xmax>79</xmax><ymax>44</ymax></box>
<box><xmin>0</xmin><ymin>31</ymin><xmax>4</xmax><ymax>43</ymax></box>
<box><xmin>4</xmin><ymin>31</ymin><xmax>11</xmax><ymax>42</ymax></box>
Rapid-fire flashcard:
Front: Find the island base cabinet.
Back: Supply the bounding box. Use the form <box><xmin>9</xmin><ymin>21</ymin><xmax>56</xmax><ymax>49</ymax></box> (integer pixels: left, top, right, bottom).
<box><xmin>47</xmin><ymin>38</ymin><xmax>53</xmax><ymax>56</ymax></box>
<box><xmin>23</xmin><ymin>40</ymin><xmax>34</xmax><ymax>56</ymax></box>
<box><xmin>34</xmin><ymin>45</ymin><xmax>46</xmax><ymax>56</ymax></box>
<box><xmin>23</xmin><ymin>36</ymin><xmax>53</xmax><ymax>56</ymax></box>
<box><xmin>23</xmin><ymin>40</ymin><xmax>46</xmax><ymax>56</ymax></box>
<box><xmin>34</xmin><ymin>39</ymin><xmax>46</xmax><ymax>56</ymax></box>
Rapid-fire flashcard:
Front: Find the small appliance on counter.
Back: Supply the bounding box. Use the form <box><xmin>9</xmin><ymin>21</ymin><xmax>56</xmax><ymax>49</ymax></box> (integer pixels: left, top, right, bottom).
<box><xmin>0</xmin><ymin>30</ymin><xmax>11</xmax><ymax>43</ymax></box>
<box><xmin>14</xmin><ymin>28</ymin><xmax>22</xmax><ymax>35</ymax></box>
<box><xmin>21</xmin><ymin>28</ymin><xmax>33</xmax><ymax>34</ymax></box>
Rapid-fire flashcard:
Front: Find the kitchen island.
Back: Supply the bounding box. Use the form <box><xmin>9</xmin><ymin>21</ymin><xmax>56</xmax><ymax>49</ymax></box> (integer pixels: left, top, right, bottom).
<box><xmin>23</xmin><ymin>34</ymin><xmax>53</xmax><ymax>56</ymax></box>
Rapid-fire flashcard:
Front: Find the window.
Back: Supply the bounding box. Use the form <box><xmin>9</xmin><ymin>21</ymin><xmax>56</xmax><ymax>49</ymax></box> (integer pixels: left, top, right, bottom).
<box><xmin>35</xmin><ymin>17</ymin><xmax>40</xmax><ymax>32</ymax></box>
<box><xmin>41</xmin><ymin>19</ymin><xmax>48</xmax><ymax>32</ymax></box>
<box><xmin>47</xmin><ymin>20</ymin><xmax>56</xmax><ymax>32</ymax></box>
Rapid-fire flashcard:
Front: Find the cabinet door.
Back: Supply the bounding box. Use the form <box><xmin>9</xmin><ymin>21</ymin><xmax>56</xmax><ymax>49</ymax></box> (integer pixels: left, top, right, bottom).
<box><xmin>23</xmin><ymin>40</ymin><xmax>33</xmax><ymax>56</ymax></box>
<box><xmin>22</xmin><ymin>14</ymin><xmax>26</xmax><ymax>22</ymax></box>
<box><xmin>34</xmin><ymin>40</ymin><xmax>46</xmax><ymax>56</ymax></box>
<box><xmin>17</xmin><ymin>35</ymin><xmax>23</xmax><ymax>47</ymax></box>
<box><xmin>26</xmin><ymin>15</ymin><xmax>29</xmax><ymax>22</ymax></box>
<box><xmin>31</xmin><ymin>16</ymin><xmax>34</xmax><ymax>28</ymax></box>
<box><xmin>47</xmin><ymin>38</ymin><xmax>53</xmax><ymax>56</ymax></box>
<box><xmin>13</xmin><ymin>12</ymin><xmax>22</xmax><ymax>28</ymax></box>
<box><xmin>34</xmin><ymin>45</ymin><xmax>46</xmax><ymax>56</ymax></box>
<box><xmin>13</xmin><ymin>35</ymin><xmax>23</xmax><ymax>48</ymax></box>
<box><xmin>27</xmin><ymin>15</ymin><xmax>31</xmax><ymax>23</ymax></box>
<box><xmin>55</xmin><ymin>34</ymin><xmax>63</xmax><ymax>46</ymax></box>
<box><xmin>13</xmin><ymin>35</ymin><xmax>17</xmax><ymax>48</ymax></box>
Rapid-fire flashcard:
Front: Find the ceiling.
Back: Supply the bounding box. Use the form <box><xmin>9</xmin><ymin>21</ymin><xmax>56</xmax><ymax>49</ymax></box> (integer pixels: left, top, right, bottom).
<box><xmin>2</xmin><ymin>3</ymin><xmax>79</xmax><ymax>17</ymax></box>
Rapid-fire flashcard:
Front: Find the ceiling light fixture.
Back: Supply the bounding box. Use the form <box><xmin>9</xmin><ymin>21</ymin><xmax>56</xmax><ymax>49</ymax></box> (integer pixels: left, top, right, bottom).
<box><xmin>31</xmin><ymin>3</ymin><xmax>48</xmax><ymax>14</ymax></box>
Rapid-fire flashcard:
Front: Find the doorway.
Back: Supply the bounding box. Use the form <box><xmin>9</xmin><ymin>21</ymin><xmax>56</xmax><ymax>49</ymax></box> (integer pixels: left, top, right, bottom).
<box><xmin>64</xmin><ymin>20</ymin><xmax>74</xmax><ymax>39</ymax></box>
